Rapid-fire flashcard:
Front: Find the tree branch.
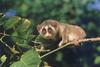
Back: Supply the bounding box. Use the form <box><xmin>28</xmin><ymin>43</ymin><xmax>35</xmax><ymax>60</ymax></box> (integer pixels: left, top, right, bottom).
<box><xmin>40</xmin><ymin>37</ymin><xmax>100</xmax><ymax>59</ymax></box>
<box><xmin>1</xmin><ymin>32</ymin><xmax>100</xmax><ymax>59</ymax></box>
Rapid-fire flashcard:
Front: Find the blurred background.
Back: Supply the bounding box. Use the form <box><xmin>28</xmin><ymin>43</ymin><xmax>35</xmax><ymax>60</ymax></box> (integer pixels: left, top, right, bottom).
<box><xmin>0</xmin><ymin>0</ymin><xmax>100</xmax><ymax>67</ymax></box>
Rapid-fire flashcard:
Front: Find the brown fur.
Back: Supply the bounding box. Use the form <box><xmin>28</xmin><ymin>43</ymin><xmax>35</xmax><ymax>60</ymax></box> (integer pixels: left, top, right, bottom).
<box><xmin>37</xmin><ymin>19</ymin><xmax>86</xmax><ymax>47</ymax></box>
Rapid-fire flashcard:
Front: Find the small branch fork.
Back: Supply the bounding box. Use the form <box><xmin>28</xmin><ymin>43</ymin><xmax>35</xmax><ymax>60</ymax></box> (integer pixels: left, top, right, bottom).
<box><xmin>40</xmin><ymin>37</ymin><xmax>100</xmax><ymax>59</ymax></box>
<box><xmin>0</xmin><ymin>32</ymin><xmax>19</xmax><ymax>54</ymax></box>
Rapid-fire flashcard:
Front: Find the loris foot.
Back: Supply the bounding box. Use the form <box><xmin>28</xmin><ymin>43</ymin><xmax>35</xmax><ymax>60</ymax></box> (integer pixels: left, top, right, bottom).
<box><xmin>73</xmin><ymin>40</ymin><xmax>80</xmax><ymax>46</ymax></box>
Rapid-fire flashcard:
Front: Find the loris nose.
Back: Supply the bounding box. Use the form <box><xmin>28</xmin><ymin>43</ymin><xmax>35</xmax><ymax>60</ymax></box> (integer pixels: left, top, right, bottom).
<box><xmin>45</xmin><ymin>33</ymin><xmax>51</xmax><ymax>39</ymax></box>
<box><xmin>46</xmin><ymin>36</ymin><xmax>51</xmax><ymax>38</ymax></box>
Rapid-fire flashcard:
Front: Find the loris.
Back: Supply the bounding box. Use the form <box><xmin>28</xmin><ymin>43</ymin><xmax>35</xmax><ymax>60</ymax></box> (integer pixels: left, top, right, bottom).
<box><xmin>37</xmin><ymin>19</ymin><xmax>86</xmax><ymax>47</ymax></box>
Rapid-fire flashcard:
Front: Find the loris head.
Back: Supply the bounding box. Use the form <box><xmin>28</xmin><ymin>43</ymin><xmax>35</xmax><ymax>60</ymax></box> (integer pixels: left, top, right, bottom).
<box><xmin>37</xmin><ymin>19</ymin><xmax>59</xmax><ymax>39</ymax></box>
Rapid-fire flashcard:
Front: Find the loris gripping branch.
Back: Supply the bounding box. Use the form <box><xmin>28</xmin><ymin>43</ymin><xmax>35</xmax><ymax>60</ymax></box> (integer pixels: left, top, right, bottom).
<box><xmin>37</xmin><ymin>19</ymin><xmax>86</xmax><ymax>47</ymax></box>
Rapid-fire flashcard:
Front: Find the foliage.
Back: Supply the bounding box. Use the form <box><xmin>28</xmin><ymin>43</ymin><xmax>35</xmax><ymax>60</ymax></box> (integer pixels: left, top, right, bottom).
<box><xmin>0</xmin><ymin>0</ymin><xmax>100</xmax><ymax>67</ymax></box>
<box><xmin>10</xmin><ymin>49</ymin><xmax>41</xmax><ymax>67</ymax></box>
<box><xmin>0</xmin><ymin>15</ymin><xmax>42</xmax><ymax>67</ymax></box>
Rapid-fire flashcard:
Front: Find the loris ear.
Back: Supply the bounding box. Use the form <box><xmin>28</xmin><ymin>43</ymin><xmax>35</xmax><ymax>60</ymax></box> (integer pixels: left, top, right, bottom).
<box><xmin>50</xmin><ymin>21</ymin><xmax>59</xmax><ymax>28</ymax></box>
<box><xmin>37</xmin><ymin>24</ymin><xmax>42</xmax><ymax>31</ymax></box>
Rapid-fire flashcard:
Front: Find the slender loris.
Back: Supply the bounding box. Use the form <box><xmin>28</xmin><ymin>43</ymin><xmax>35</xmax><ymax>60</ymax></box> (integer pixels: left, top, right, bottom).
<box><xmin>37</xmin><ymin>19</ymin><xmax>86</xmax><ymax>47</ymax></box>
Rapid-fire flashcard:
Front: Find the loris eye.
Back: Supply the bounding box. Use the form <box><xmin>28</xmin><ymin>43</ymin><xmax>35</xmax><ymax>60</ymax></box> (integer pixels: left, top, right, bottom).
<box><xmin>42</xmin><ymin>28</ymin><xmax>46</xmax><ymax>34</ymax></box>
<box><xmin>48</xmin><ymin>28</ymin><xmax>53</xmax><ymax>33</ymax></box>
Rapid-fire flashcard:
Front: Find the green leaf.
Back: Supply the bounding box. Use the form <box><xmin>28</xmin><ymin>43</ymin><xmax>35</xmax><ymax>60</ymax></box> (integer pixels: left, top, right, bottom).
<box><xmin>96</xmin><ymin>46</ymin><xmax>100</xmax><ymax>52</ymax></box>
<box><xmin>15</xmin><ymin>18</ymin><xmax>31</xmax><ymax>33</ymax></box>
<box><xmin>87</xmin><ymin>22</ymin><xmax>97</xmax><ymax>31</ymax></box>
<box><xmin>94</xmin><ymin>56</ymin><xmax>100</xmax><ymax>64</ymax></box>
<box><xmin>4</xmin><ymin>16</ymin><xmax>21</xmax><ymax>29</ymax></box>
<box><xmin>18</xmin><ymin>43</ymin><xmax>31</xmax><ymax>49</ymax></box>
<box><xmin>10</xmin><ymin>49</ymin><xmax>41</xmax><ymax>67</ymax></box>
<box><xmin>56</xmin><ymin>52</ymin><xmax>63</xmax><ymax>62</ymax></box>
<box><xmin>0</xmin><ymin>55</ymin><xmax>7</xmax><ymax>63</ymax></box>
<box><xmin>11</xmin><ymin>32</ymin><xmax>31</xmax><ymax>49</ymax></box>
<box><xmin>35</xmin><ymin>35</ymin><xmax>55</xmax><ymax>44</ymax></box>
<box><xmin>35</xmin><ymin>35</ymin><xmax>57</xmax><ymax>50</ymax></box>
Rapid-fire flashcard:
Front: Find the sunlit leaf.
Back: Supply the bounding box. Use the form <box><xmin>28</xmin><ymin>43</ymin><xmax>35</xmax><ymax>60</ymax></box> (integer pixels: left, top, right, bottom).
<box><xmin>10</xmin><ymin>49</ymin><xmax>41</xmax><ymax>67</ymax></box>
<box><xmin>94</xmin><ymin>56</ymin><xmax>100</xmax><ymax>64</ymax></box>
<box><xmin>0</xmin><ymin>55</ymin><xmax>7</xmax><ymax>63</ymax></box>
<box><xmin>15</xmin><ymin>18</ymin><xmax>31</xmax><ymax>33</ymax></box>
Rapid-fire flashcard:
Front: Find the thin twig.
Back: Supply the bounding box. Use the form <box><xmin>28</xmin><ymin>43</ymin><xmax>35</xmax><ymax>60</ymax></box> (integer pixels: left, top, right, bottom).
<box><xmin>40</xmin><ymin>37</ymin><xmax>100</xmax><ymax>58</ymax></box>
<box><xmin>0</xmin><ymin>32</ymin><xmax>38</xmax><ymax>44</ymax></box>
<box><xmin>0</xmin><ymin>33</ymin><xmax>28</xmax><ymax>40</ymax></box>
<box><xmin>0</xmin><ymin>31</ymin><xmax>19</xmax><ymax>54</ymax></box>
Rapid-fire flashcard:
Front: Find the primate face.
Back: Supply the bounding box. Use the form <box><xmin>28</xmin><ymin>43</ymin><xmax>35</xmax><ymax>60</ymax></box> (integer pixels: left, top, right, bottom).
<box><xmin>38</xmin><ymin>25</ymin><xmax>57</xmax><ymax>39</ymax></box>
<box><xmin>37</xmin><ymin>20</ymin><xmax>59</xmax><ymax>39</ymax></box>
